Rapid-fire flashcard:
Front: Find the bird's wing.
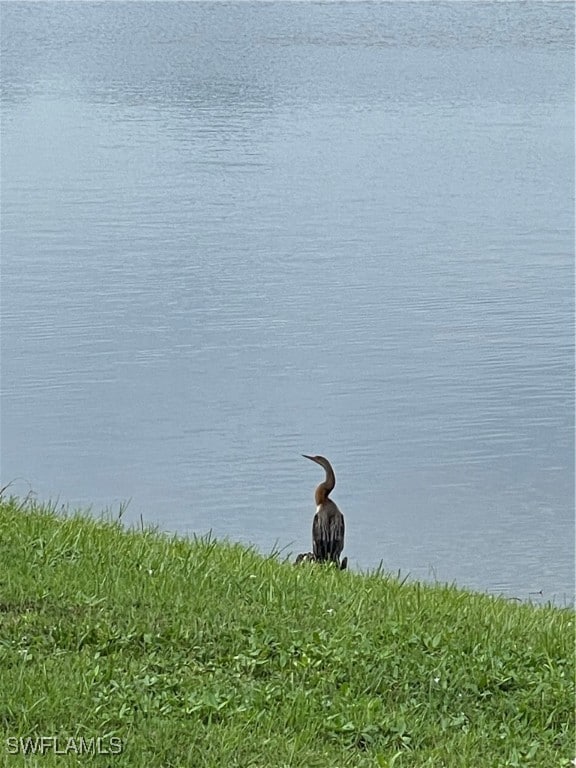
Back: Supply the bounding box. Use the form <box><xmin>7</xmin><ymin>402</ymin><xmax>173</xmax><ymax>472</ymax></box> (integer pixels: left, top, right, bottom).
<box><xmin>329</xmin><ymin>513</ymin><xmax>345</xmax><ymax>559</ymax></box>
<box><xmin>312</xmin><ymin>513</ymin><xmax>328</xmax><ymax>560</ymax></box>
<box><xmin>313</xmin><ymin>510</ymin><xmax>345</xmax><ymax>561</ymax></box>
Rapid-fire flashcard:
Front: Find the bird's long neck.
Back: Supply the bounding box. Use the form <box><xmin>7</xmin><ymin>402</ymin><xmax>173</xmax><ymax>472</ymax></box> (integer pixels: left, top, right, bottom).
<box><xmin>315</xmin><ymin>461</ymin><xmax>335</xmax><ymax>504</ymax></box>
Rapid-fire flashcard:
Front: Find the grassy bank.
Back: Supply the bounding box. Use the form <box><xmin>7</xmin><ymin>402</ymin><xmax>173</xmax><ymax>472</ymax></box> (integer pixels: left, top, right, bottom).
<box><xmin>0</xmin><ymin>496</ymin><xmax>573</xmax><ymax>767</ymax></box>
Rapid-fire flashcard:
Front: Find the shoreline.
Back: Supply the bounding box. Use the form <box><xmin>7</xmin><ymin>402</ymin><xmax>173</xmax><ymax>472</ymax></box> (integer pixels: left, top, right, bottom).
<box><xmin>1</xmin><ymin>495</ymin><xmax>573</xmax><ymax>767</ymax></box>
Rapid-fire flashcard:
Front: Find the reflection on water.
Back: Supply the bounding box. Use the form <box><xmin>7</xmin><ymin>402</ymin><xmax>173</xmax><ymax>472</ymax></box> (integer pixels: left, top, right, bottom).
<box><xmin>1</xmin><ymin>1</ymin><xmax>574</xmax><ymax>603</ymax></box>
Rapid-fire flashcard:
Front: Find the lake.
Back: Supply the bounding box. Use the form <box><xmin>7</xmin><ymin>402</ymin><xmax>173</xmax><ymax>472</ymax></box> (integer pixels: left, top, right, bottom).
<box><xmin>2</xmin><ymin>1</ymin><xmax>574</xmax><ymax>603</ymax></box>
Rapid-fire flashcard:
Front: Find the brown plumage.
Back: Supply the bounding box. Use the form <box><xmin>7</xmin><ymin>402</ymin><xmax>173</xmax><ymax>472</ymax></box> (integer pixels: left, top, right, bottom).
<box><xmin>302</xmin><ymin>454</ymin><xmax>345</xmax><ymax>567</ymax></box>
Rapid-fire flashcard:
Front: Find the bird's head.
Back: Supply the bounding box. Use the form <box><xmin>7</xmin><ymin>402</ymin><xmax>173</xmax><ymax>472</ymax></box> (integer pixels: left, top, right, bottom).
<box><xmin>302</xmin><ymin>454</ymin><xmax>332</xmax><ymax>471</ymax></box>
<box><xmin>302</xmin><ymin>454</ymin><xmax>325</xmax><ymax>465</ymax></box>
<box><xmin>302</xmin><ymin>454</ymin><xmax>336</xmax><ymax>495</ymax></box>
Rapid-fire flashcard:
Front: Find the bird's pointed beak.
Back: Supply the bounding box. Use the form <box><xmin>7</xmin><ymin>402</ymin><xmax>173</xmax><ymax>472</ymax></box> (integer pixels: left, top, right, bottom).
<box><xmin>302</xmin><ymin>454</ymin><xmax>315</xmax><ymax>462</ymax></box>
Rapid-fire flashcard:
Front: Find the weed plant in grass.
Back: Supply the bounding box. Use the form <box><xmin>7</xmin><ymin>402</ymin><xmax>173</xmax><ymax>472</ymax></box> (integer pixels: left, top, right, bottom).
<box><xmin>0</xmin><ymin>496</ymin><xmax>573</xmax><ymax>767</ymax></box>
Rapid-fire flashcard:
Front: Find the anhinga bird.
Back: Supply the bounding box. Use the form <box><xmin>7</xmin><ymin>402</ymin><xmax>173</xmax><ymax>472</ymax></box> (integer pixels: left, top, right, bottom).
<box><xmin>302</xmin><ymin>454</ymin><xmax>346</xmax><ymax>569</ymax></box>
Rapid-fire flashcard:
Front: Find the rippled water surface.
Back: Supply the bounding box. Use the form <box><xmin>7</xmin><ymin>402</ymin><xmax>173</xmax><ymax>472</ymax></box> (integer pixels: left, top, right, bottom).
<box><xmin>2</xmin><ymin>1</ymin><xmax>574</xmax><ymax>602</ymax></box>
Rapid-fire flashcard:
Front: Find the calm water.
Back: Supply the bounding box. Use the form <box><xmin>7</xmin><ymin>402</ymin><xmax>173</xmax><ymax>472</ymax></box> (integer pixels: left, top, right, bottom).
<box><xmin>1</xmin><ymin>2</ymin><xmax>574</xmax><ymax>603</ymax></box>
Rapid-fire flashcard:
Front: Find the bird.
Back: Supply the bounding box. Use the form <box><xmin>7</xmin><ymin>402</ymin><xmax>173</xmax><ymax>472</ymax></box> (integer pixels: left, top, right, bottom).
<box><xmin>302</xmin><ymin>454</ymin><xmax>346</xmax><ymax>569</ymax></box>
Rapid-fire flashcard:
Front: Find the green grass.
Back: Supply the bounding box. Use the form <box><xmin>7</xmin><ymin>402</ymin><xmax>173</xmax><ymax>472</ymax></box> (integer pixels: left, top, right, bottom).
<box><xmin>0</xmin><ymin>495</ymin><xmax>573</xmax><ymax>767</ymax></box>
